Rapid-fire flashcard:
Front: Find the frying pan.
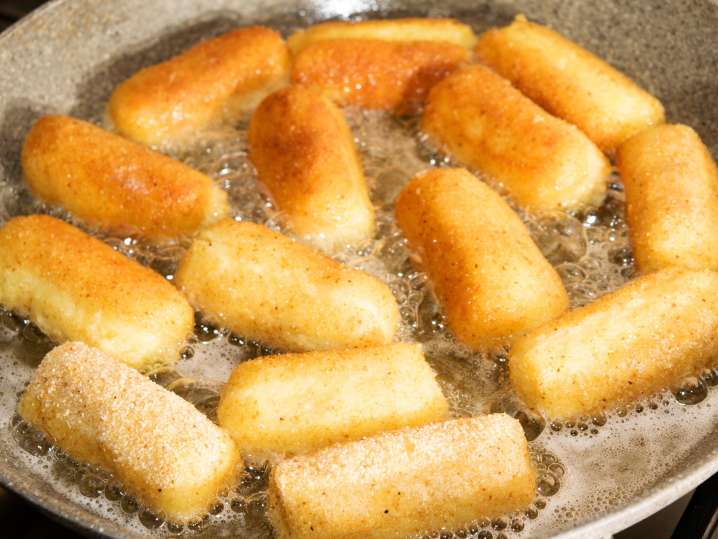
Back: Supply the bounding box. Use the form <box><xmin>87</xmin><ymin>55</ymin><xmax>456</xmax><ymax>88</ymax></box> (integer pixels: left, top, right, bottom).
<box><xmin>0</xmin><ymin>0</ymin><xmax>717</xmax><ymax>538</ymax></box>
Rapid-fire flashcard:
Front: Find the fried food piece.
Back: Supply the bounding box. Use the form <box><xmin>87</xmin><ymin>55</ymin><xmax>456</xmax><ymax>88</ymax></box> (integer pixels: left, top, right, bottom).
<box><xmin>396</xmin><ymin>168</ymin><xmax>568</xmax><ymax>350</ymax></box>
<box><xmin>422</xmin><ymin>64</ymin><xmax>610</xmax><ymax>212</ymax></box>
<box><xmin>218</xmin><ymin>343</ymin><xmax>447</xmax><ymax>460</ymax></box>
<box><xmin>510</xmin><ymin>268</ymin><xmax>718</xmax><ymax>419</ymax></box>
<box><xmin>268</xmin><ymin>414</ymin><xmax>535</xmax><ymax>539</ymax></box>
<box><xmin>292</xmin><ymin>39</ymin><xmax>469</xmax><ymax>113</ymax></box>
<box><xmin>248</xmin><ymin>86</ymin><xmax>374</xmax><ymax>250</ymax></box>
<box><xmin>617</xmin><ymin>124</ymin><xmax>718</xmax><ymax>273</ymax></box>
<box><xmin>476</xmin><ymin>15</ymin><xmax>665</xmax><ymax>152</ymax></box>
<box><xmin>19</xmin><ymin>342</ymin><xmax>241</xmax><ymax>523</ymax></box>
<box><xmin>21</xmin><ymin>115</ymin><xmax>228</xmax><ymax>241</ymax></box>
<box><xmin>0</xmin><ymin>215</ymin><xmax>193</xmax><ymax>371</ymax></box>
<box><xmin>109</xmin><ymin>26</ymin><xmax>289</xmax><ymax>146</ymax></box>
<box><xmin>174</xmin><ymin>219</ymin><xmax>399</xmax><ymax>351</ymax></box>
<box><xmin>287</xmin><ymin>18</ymin><xmax>477</xmax><ymax>54</ymax></box>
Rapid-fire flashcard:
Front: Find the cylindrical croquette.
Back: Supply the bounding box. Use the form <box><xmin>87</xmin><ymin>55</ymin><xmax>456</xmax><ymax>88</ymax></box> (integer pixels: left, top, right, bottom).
<box><xmin>108</xmin><ymin>26</ymin><xmax>289</xmax><ymax>146</ymax></box>
<box><xmin>422</xmin><ymin>64</ymin><xmax>610</xmax><ymax>213</ymax></box>
<box><xmin>22</xmin><ymin>115</ymin><xmax>228</xmax><ymax>241</ymax></box>
<box><xmin>217</xmin><ymin>343</ymin><xmax>448</xmax><ymax>460</ymax></box>
<box><xmin>292</xmin><ymin>39</ymin><xmax>469</xmax><ymax>113</ymax></box>
<box><xmin>174</xmin><ymin>219</ymin><xmax>399</xmax><ymax>351</ymax></box>
<box><xmin>287</xmin><ymin>18</ymin><xmax>477</xmax><ymax>55</ymax></box>
<box><xmin>0</xmin><ymin>215</ymin><xmax>193</xmax><ymax>371</ymax></box>
<box><xmin>19</xmin><ymin>342</ymin><xmax>241</xmax><ymax>523</ymax></box>
<box><xmin>476</xmin><ymin>15</ymin><xmax>665</xmax><ymax>152</ymax></box>
<box><xmin>510</xmin><ymin>268</ymin><xmax>718</xmax><ymax>419</ymax></box>
<box><xmin>248</xmin><ymin>86</ymin><xmax>374</xmax><ymax>250</ymax></box>
<box><xmin>268</xmin><ymin>414</ymin><xmax>536</xmax><ymax>539</ymax></box>
<box><xmin>395</xmin><ymin>168</ymin><xmax>569</xmax><ymax>350</ymax></box>
<box><xmin>617</xmin><ymin>124</ymin><xmax>718</xmax><ymax>273</ymax></box>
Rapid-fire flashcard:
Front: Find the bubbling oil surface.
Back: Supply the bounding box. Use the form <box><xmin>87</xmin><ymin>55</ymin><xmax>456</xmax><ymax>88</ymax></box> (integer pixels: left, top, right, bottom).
<box><xmin>1</xmin><ymin>13</ymin><xmax>717</xmax><ymax>539</ymax></box>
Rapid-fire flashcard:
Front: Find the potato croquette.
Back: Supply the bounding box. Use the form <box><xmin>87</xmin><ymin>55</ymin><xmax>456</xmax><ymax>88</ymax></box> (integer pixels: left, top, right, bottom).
<box><xmin>268</xmin><ymin>414</ymin><xmax>535</xmax><ymax>539</ymax></box>
<box><xmin>510</xmin><ymin>268</ymin><xmax>718</xmax><ymax>419</ymax></box>
<box><xmin>109</xmin><ymin>26</ymin><xmax>289</xmax><ymax>146</ymax></box>
<box><xmin>476</xmin><ymin>16</ymin><xmax>665</xmax><ymax>152</ymax></box>
<box><xmin>422</xmin><ymin>64</ymin><xmax>610</xmax><ymax>213</ymax></box>
<box><xmin>617</xmin><ymin>124</ymin><xmax>718</xmax><ymax>273</ymax></box>
<box><xmin>19</xmin><ymin>342</ymin><xmax>241</xmax><ymax>523</ymax></box>
<box><xmin>218</xmin><ymin>343</ymin><xmax>447</xmax><ymax>460</ymax></box>
<box><xmin>292</xmin><ymin>39</ymin><xmax>469</xmax><ymax>113</ymax></box>
<box><xmin>22</xmin><ymin>115</ymin><xmax>228</xmax><ymax>241</ymax></box>
<box><xmin>287</xmin><ymin>18</ymin><xmax>477</xmax><ymax>54</ymax></box>
<box><xmin>248</xmin><ymin>86</ymin><xmax>374</xmax><ymax>250</ymax></box>
<box><xmin>174</xmin><ymin>219</ymin><xmax>399</xmax><ymax>352</ymax></box>
<box><xmin>0</xmin><ymin>215</ymin><xmax>193</xmax><ymax>371</ymax></box>
<box><xmin>396</xmin><ymin>168</ymin><xmax>569</xmax><ymax>350</ymax></box>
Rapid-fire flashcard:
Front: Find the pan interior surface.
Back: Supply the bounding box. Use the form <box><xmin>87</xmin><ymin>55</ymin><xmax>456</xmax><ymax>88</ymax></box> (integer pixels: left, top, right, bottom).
<box><xmin>0</xmin><ymin>1</ymin><xmax>717</xmax><ymax>538</ymax></box>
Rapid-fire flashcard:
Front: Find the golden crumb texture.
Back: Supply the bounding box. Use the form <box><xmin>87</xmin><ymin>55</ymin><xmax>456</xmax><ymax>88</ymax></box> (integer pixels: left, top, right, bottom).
<box><xmin>292</xmin><ymin>39</ymin><xmax>469</xmax><ymax>113</ymax></box>
<box><xmin>476</xmin><ymin>15</ymin><xmax>665</xmax><ymax>152</ymax></box>
<box><xmin>510</xmin><ymin>268</ymin><xmax>718</xmax><ymax>419</ymax></box>
<box><xmin>0</xmin><ymin>215</ymin><xmax>193</xmax><ymax>370</ymax></box>
<box><xmin>287</xmin><ymin>18</ymin><xmax>477</xmax><ymax>54</ymax></box>
<box><xmin>617</xmin><ymin>124</ymin><xmax>718</xmax><ymax>273</ymax></box>
<box><xmin>21</xmin><ymin>115</ymin><xmax>228</xmax><ymax>241</ymax></box>
<box><xmin>174</xmin><ymin>219</ymin><xmax>399</xmax><ymax>352</ymax></box>
<box><xmin>19</xmin><ymin>342</ymin><xmax>241</xmax><ymax>523</ymax></box>
<box><xmin>109</xmin><ymin>26</ymin><xmax>289</xmax><ymax>146</ymax></box>
<box><xmin>422</xmin><ymin>64</ymin><xmax>610</xmax><ymax>213</ymax></box>
<box><xmin>249</xmin><ymin>85</ymin><xmax>374</xmax><ymax>250</ymax></box>
<box><xmin>396</xmin><ymin>168</ymin><xmax>568</xmax><ymax>350</ymax></box>
<box><xmin>218</xmin><ymin>343</ymin><xmax>448</xmax><ymax>460</ymax></box>
<box><xmin>268</xmin><ymin>414</ymin><xmax>535</xmax><ymax>539</ymax></box>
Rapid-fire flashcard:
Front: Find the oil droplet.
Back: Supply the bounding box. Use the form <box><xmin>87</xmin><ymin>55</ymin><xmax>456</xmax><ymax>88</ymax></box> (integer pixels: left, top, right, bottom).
<box><xmin>79</xmin><ymin>474</ymin><xmax>105</xmax><ymax>498</ymax></box>
<box><xmin>701</xmin><ymin>368</ymin><xmax>718</xmax><ymax>387</ymax></box>
<box><xmin>166</xmin><ymin>522</ymin><xmax>184</xmax><ymax>534</ymax></box>
<box><xmin>139</xmin><ymin>510</ymin><xmax>163</xmax><ymax>529</ymax></box>
<box><xmin>491</xmin><ymin>518</ymin><xmax>507</xmax><ymax>531</ymax></box>
<box><xmin>477</xmin><ymin>531</ymin><xmax>493</xmax><ymax>539</ymax></box>
<box><xmin>591</xmin><ymin>413</ymin><xmax>607</xmax><ymax>426</ymax></box>
<box><xmin>121</xmin><ymin>496</ymin><xmax>138</xmax><ymax>514</ymax></box>
<box><xmin>525</xmin><ymin>507</ymin><xmax>539</xmax><ymax>519</ymax></box>
<box><xmin>188</xmin><ymin>515</ymin><xmax>209</xmax><ymax>531</ymax></box>
<box><xmin>104</xmin><ymin>484</ymin><xmax>123</xmax><ymax>501</ymax></box>
<box><xmin>228</xmin><ymin>333</ymin><xmax>245</xmax><ymax>346</ymax></box>
<box><xmin>537</xmin><ymin>473</ymin><xmax>560</xmax><ymax>496</ymax></box>
<box><xmin>514</xmin><ymin>409</ymin><xmax>545</xmax><ymax>441</ymax></box>
<box><xmin>550</xmin><ymin>421</ymin><xmax>562</xmax><ymax>432</ymax></box>
<box><xmin>230</xmin><ymin>498</ymin><xmax>246</xmax><ymax>513</ymax></box>
<box><xmin>510</xmin><ymin>519</ymin><xmax>524</xmax><ymax>532</ymax></box>
<box><xmin>209</xmin><ymin>502</ymin><xmax>224</xmax><ymax>515</ymax></box>
<box><xmin>180</xmin><ymin>345</ymin><xmax>194</xmax><ymax>359</ymax></box>
<box><xmin>548</xmin><ymin>463</ymin><xmax>565</xmax><ymax>478</ymax></box>
<box><xmin>674</xmin><ymin>377</ymin><xmax>708</xmax><ymax>405</ymax></box>
<box><xmin>535</xmin><ymin>498</ymin><xmax>547</xmax><ymax>509</ymax></box>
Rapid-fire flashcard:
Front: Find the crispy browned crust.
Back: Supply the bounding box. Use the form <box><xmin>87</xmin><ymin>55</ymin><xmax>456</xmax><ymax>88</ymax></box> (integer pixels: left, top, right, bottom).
<box><xmin>617</xmin><ymin>124</ymin><xmax>718</xmax><ymax>273</ymax></box>
<box><xmin>422</xmin><ymin>64</ymin><xmax>610</xmax><ymax>212</ymax></box>
<box><xmin>109</xmin><ymin>26</ymin><xmax>289</xmax><ymax>145</ymax></box>
<box><xmin>0</xmin><ymin>215</ymin><xmax>194</xmax><ymax>370</ymax></box>
<box><xmin>510</xmin><ymin>268</ymin><xmax>718</xmax><ymax>419</ymax></box>
<box><xmin>287</xmin><ymin>18</ymin><xmax>477</xmax><ymax>54</ymax></box>
<box><xmin>396</xmin><ymin>168</ymin><xmax>568</xmax><ymax>350</ymax></box>
<box><xmin>476</xmin><ymin>16</ymin><xmax>664</xmax><ymax>152</ymax></box>
<box><xmin>248</xmin><ymin>85</ymin><xmax>373</xmax><ymax>249</ymax></box>
<box><xmin>292</xmin><ymin>39</ymin><xmax>469</xmax><ymax>113</ymax></box>
<box><xmin>21</xmin><ymin>115</ymin><xmax>228</xmax><ymax>241</ymax></box>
